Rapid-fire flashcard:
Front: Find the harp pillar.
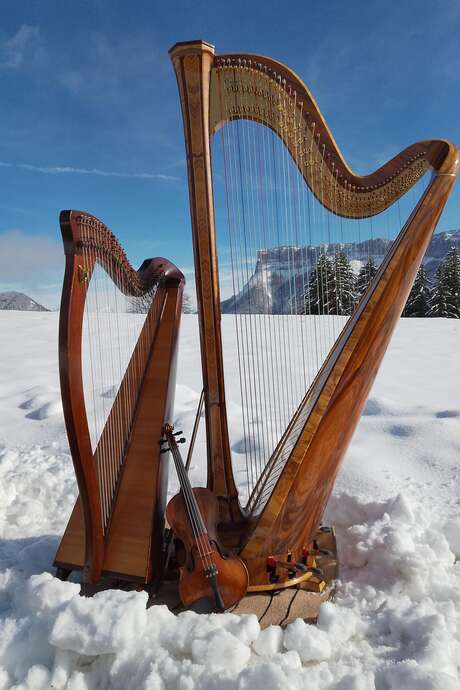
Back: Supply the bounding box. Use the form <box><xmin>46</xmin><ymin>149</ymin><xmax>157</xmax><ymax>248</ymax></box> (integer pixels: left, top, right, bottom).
<box><xmin>169</xmin><ymin>41</ymin><xmax>242</xmax><ymax>526</ymax></box>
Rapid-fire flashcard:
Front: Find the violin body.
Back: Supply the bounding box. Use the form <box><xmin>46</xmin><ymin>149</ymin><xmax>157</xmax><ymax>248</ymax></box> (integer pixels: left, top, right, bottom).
<box><xmin>166</xmin><ymin>487</ymin><xmax>248</xmax><ymax>609</ymax></box>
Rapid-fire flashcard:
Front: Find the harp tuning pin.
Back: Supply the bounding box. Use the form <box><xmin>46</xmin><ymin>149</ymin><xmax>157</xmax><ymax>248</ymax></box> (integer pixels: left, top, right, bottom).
<box><xmin>173</xmin><ymin>430</ymin><xmax>183</xmax><ymax>436</ymax></box>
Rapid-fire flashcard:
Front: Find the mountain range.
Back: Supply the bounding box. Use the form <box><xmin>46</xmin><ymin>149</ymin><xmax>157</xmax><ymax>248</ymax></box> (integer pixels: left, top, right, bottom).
<box><xmin>0</xmin><ymin>291</ymin><xmax>49</xmax><ymax>312</ymax></box>
<box><xmin>221</xmin><ymin>230</ymin><xmax>460</xmax><ymax>315</ymax></box>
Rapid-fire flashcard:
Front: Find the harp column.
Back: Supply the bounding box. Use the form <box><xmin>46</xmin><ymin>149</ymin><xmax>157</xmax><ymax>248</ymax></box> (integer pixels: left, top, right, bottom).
<box><xmin>169</xmin><ymin>41</ymin><xmax>242</xmax><ymax>526</ymax></box>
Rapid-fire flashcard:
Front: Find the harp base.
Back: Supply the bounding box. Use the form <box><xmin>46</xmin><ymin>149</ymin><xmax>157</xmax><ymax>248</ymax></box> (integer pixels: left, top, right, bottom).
<box><xmin>148</xmin><ymin>524</ymin><xmax>338</xmax><ymax>627</ymax></box>
<box><xmin>53</xmin><ymin>525</ymin><xmax>338</xmax><ymax>628</ymax></box>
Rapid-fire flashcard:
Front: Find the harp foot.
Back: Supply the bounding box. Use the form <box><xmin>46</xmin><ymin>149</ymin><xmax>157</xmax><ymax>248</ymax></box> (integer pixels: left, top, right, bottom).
<box><xmin>55</xmin><ymin>567</ymin><xmax>72</xmax><ymax>581</ymax></box>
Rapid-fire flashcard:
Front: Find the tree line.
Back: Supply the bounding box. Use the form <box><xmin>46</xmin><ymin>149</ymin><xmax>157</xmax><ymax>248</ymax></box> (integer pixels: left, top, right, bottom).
<box><xmin>304</xmin><ymin>247</ymin><xmax>460</xmax><ymax>318</ymax></box>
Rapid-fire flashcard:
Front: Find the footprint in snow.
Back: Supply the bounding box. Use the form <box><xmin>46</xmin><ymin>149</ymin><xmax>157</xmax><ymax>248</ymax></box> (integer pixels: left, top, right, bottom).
<box><xmin>387</xmin><ymin>424</ymin><xmax>415</xmax><ymax>439</ymax></box>
<box><xmin>19</xmin><ymin>387</ymin><xmax>62</xmax><ymax>420</ymax></box>
<box><xmin>435</xmin><ymin>410</ymin><xmax>460</xmax><ymax>419</ymax></box>
<box><xmin>101</xmin><ymin>385</ymin><xmax>118</xmax><ymax>399</ymax></box>
<box><xmin>362</xmin><ymin>398</ymin><xmax>382</xmax><ymax>416</ymax></box>
<box><xmin>26</xmin><ymin>400</ymin><xmax>63</xmax><ymax>420</ymax></box>
<box><xmin>232</xmin><ymin>436</ymin><xmax>260</xmax><ymax>454</ymax></box>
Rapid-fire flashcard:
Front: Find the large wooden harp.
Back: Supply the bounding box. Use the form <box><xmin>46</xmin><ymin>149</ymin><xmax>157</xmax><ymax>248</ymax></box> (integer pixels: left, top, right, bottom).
<box><xmin>54</xmin><ymin>210</ymin><xmax>184</xmax><ymax>584</ymax></box>
<box><xmin>170</xmin><ymin>40</ymin><xmax>459</xmax><ymax>588</ymax></box>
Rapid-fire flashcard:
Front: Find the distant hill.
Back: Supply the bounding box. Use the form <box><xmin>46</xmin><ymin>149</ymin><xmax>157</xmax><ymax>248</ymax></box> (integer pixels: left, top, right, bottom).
<box><xmin>0</xmin><ymin>291</ymin><xmax>49</xmax><ymax>312</ymax></box>
<box><xmin>221</xmin><ymin>230</ymin><xmax>460</xmax><ymax>315</ymax></box>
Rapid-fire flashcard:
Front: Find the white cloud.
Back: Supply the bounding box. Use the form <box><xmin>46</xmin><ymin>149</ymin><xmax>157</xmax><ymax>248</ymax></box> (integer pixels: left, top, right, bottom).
<box><xmin>0</xmin><ymin>229</ymin><xmax>62</xmax><ymax>283</ymax></box>
<box><xmin>0</xmin><ymin>25</ymin><xmax>42</xmax><ymax>69</ymax></box>
<box><xmin>0</xmin><ymin>161</ymin><xmax>178</xmax><ymax>181</ymax></box>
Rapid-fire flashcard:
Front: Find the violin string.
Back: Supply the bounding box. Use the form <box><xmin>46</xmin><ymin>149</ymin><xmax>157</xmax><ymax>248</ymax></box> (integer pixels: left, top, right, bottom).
<box><xmin>174</xmin><ymin>445</ymin><xmax>215</xmax><ymax>573</ymax></box>
<box><xmin>168</xmin><ymin>433</ymin><xmax>215</xmax><ymax>572</ymax></box>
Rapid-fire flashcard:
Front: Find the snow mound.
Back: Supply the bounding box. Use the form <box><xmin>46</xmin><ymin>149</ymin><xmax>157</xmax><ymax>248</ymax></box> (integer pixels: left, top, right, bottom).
<box><xmin>1</xmin><ymin>313</ymin><xmax>460</xmax><ymax>687</ymax></box>
<box><xmin>0</xmin><ymin>444</ymin><xmax>76</xmax><ymax>539</ymax></box>
<box><xmin>1</xmin><ymin>491</ymin><xmax>459</xmax><ymax>688</ymax></box>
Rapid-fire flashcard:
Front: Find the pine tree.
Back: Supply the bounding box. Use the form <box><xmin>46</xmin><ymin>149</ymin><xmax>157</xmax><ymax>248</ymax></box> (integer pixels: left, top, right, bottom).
<box><xmin>443</xmin><ymin>247</ymin><xmax>460</xmax><ymax>316</ymax></box>
<box><xmin>429</xmin><ymin>248</ymin><xmax>460</xmax><ymax>318</ymax></box>
<box><xmin>404</xmin><ymin>264</ymin><xmax>430</xmax><ymax>317</ymax></box>
<box><xmin>333</xmin><ymin>251</ymin><xmax>357</xmax><ymax>316</ymax></box>
<box><xmin>305</xmin><ymin>252</ymin><xmax>335</xmax><ymax>315</ymax></box>
<box><xmin>356</xmin><ymin>257</ymin><xmax>377</xmax><ymax>297</ymax></box>
<box><xmin>182</xmin><ymin>292</ymin><xmax>195</xmax><ymax>314</ymax></box>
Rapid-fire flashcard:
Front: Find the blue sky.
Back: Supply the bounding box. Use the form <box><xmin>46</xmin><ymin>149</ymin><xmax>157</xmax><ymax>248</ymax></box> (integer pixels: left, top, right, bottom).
<box><xmin>1</xmin><ymin>0</ymin><xmax>460</xmax><ymax>308</ymax></box>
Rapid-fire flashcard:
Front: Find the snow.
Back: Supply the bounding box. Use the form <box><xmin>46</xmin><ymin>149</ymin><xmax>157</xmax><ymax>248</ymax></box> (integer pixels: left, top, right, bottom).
<box><xmin>0</xmin><ymin>311</ymin><xmax>460</xmax><ymax>688</ymax></box>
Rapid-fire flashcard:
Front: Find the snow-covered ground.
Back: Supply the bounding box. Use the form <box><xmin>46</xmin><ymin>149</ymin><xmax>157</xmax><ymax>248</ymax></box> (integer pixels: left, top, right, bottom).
<box><xmin>0</xmin><ymin>311</ymin><xmax>459</xmax><ymax>689</ymax></box>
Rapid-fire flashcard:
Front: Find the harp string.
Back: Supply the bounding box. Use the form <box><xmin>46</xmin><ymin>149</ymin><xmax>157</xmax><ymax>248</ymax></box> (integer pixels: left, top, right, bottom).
<box><xmin>81</xmin><ymin>233</ymin><xmax>159</xmax><ymax>532</ymax></box>
<box><xmin>213</xmin><ymin>66</ymin><xmax>431</xmax><ymax>506</ymax></box>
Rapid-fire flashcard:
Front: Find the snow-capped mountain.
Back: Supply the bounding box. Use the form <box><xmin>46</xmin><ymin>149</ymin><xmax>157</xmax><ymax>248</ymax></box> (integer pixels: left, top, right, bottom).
<box><xmin>221</xmin><ymin>230</ymin><xmax>460</xmax><ymax>314</ymax></box>
<box><xmin>0</xmin><ymin>291</ymin><xmax>49</xmax><ymax>312</ymax></box>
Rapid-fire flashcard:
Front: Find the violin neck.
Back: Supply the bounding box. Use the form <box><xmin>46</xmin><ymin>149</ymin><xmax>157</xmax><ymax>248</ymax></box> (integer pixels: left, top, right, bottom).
<box><xmin>167</xmin><ymin>432</ymin><xmax>207</xmax><ymax>536</ymax></box>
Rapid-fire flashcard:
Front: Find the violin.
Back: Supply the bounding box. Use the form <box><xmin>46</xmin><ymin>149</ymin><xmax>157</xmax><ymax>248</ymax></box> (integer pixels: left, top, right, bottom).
<box><xmin>161</xmin><ymin>424</ymin><xmax>248</xmax><ymax>611</ymax></box>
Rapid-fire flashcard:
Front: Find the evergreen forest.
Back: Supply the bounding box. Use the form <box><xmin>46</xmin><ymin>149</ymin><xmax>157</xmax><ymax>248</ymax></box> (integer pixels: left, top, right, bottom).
<box><xmin>304</xmin><ymin>247</ymin><xmax>460</xmax><ymax>318</ymax></box>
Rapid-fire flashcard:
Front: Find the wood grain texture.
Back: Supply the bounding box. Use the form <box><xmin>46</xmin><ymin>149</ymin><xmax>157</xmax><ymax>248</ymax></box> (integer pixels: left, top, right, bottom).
<box><xmin>54</xmin><ymin>210</ymin><xmax>184</xmax><ymax>583</ymax></box>
<box><xmin>169</xmin><ymin>40</ymin><xmax>459</xmax><ymax>589</ymax></box>
<box><xmin>169</xmin><ymin>43</ymin><xmax>243</xmax><ymax>527</ymax></box>
<box><xmin>57</xmin><ymin>218</ymin><xmax>104</xmax><ymax>581</ymax></box>
<box><xmin>240</xmin><ymin>155</ymin><xmax>459</xmax><ymax>583</ymax></box>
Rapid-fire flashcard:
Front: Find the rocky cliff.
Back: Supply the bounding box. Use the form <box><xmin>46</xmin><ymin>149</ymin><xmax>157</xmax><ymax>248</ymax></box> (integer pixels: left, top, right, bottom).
<box><xmin>221</xmin><ymin>231</ymin><xmax>460</xmax><ymax>314</ymax></box>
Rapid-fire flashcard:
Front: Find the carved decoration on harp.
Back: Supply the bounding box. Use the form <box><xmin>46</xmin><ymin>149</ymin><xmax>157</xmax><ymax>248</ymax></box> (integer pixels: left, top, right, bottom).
<box><xmin>169</xmin><ymin>39</ymin><xmax>460</xmax><ymax>591</ymax></box>
<box><xmin>54</xmin><ymin>210</ymin><xmax>184</xmax><ymax>584</ymax></box>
